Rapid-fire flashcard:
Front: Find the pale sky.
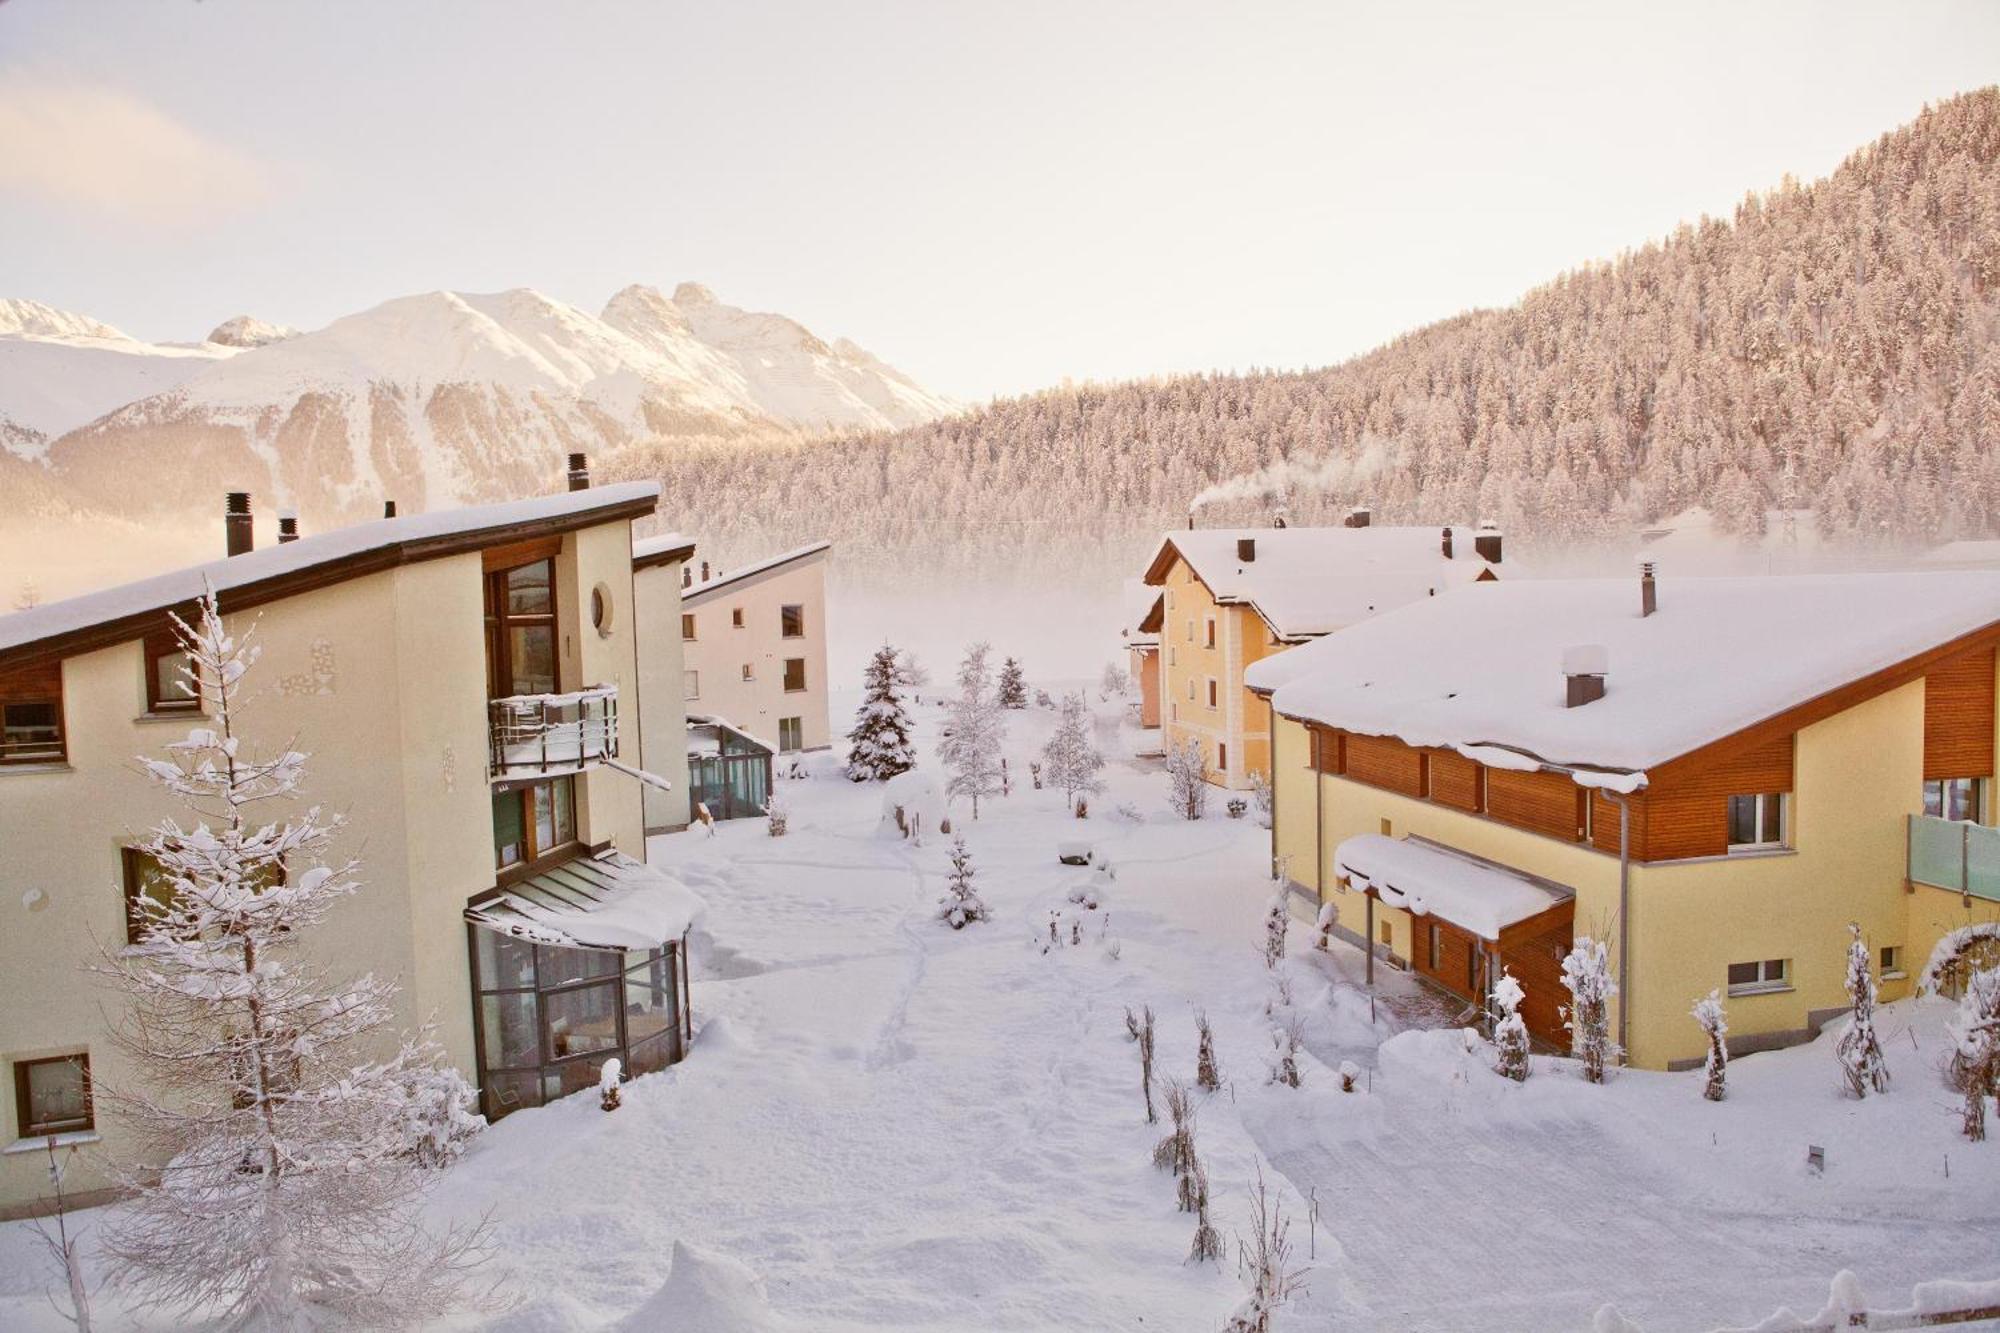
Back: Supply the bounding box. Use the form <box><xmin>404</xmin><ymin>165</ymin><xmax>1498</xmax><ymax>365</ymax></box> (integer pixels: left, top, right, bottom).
<box><xmin>1</xmin><ymin>1</ymin><xmax>1996</xmax><ymax>402</ymax></box>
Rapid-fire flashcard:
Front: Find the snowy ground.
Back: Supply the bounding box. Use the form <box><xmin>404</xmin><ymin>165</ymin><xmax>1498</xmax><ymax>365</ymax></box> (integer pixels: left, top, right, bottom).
<box><xmin>3</xmin><ymin>686</ymin><xmax>1998</xmax><ymax>1331</ymax></box>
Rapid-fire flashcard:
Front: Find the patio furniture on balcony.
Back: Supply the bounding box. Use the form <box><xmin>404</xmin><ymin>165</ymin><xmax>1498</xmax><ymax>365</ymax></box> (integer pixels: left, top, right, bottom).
<box><xmin>489</xmin><ymin>684</ymin><xmax>618</xmax><ymax>780</ymax></box>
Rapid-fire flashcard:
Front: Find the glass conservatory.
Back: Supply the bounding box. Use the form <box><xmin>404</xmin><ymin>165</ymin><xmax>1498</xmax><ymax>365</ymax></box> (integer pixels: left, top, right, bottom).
<box><xmin>465</xmin><ymin>847</ymin><xmax>698</xmax><ymax>1119</ymax></box>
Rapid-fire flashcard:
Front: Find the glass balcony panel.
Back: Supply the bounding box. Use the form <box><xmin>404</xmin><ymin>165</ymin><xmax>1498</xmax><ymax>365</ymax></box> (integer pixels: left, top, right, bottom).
<box><xmin>1968</xmin><ymin>822</ymin><xmax>2000</xmax><ymax>902</ymax></box>
<box><xmin>1910</xmin><ymin>813</ymin><xmax>1970</xmax><ymax>892</ymax></box>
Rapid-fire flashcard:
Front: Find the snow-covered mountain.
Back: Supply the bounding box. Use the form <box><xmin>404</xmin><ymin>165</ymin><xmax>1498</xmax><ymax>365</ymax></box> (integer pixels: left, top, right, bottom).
<box><xmin>6</xmin><ymin>285</ymin><xmax>956</xmax><ymax>525</ymax></box>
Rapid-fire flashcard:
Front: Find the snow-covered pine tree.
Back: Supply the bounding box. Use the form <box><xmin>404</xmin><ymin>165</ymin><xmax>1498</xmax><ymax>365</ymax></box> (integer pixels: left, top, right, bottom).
<box><xmin>1040</xmin><ymin>691</ymin><xmax>1105</xmax><ymax>815</ymax></box>
<box><xmin>95</xmin><ymin>591</ymin><xmax>490</xmax><ymax>1329</ymax></box>
<box><xmin>1920</xmin><ymin>923</ymin><xmax>2000</xmax><ymax>1142</ymax></box>
<box><xmin>940</xmin><ymin>642</ymin><xmax>1006</xmax><ymax>818</ymax></box>
<box><xmin>1691</xmin><ymin>990</ymin><xmax>1729</xmax><ymax>1102</ymax></box>
<box><xmin>937</xmin><ymin>836</ymin><xmax>989</xmax><ymax>929</ymax></box>
<box><xmin>1491</xmin><ymin>970</ymin><xmax>1530</xmax><ymax>1082</ymax></box>
<box><xmin>845</xmin><ymin>645</ymin><xmax>916</xmax><ymax>782</ymax></box>
<box><xmin>1559</xmin><ymin>936</ymin><xmax>1619</xmax><ymax>1083</ymax></box>
<box><xmin>1836</xmin><ymin>922</ymin><xmax>1891</xmax><ymax>1098</ymax></box>
<box><xmin>997</xmin><ymin>656</ymin><xmax>1027</xmax><ymax>709</ymax></box>
<box><xmin>1165</xmin><ymin>737</ymin><xmax>1209</xmax><ymax>820</ymax></box>
<box><xmin>1100</xmin><ymin>662</ymin><xmax>1129</xmax><ymax>698</ymax></box>
<box><xmin>1261</xmin><ymin>895</ymin><xmax>1288</xmax><ymax>969</ymax></box>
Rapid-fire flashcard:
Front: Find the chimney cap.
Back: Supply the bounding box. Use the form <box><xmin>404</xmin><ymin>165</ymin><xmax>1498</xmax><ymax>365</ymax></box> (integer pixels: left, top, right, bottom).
<box><xmin>225</xmin><ymin>491</ymin><xmax>251</xmax><ymax>514</ymax></box>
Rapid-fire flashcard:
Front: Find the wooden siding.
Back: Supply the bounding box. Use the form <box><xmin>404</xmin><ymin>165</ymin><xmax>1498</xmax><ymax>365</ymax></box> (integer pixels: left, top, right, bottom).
<box><xmin>1484</xmin><ymin>767</ymin><xmax>1583</xmax><ymax>841</ymax></box>
<box><xmin>1924</xmin><ymin>646</ymin><xmax>1997</xmax><ymax>779</ymax></box>
<box><xmin>1310</xmin><ymin>726</ymin><xmax>1346</xmax><ymax>775</ymax></box>
<box><xmin>1345</xmin><ymin>733</ymin><xmax>1424</xmax><ymax>797</ymax></box>
<box><xmin>1412</xmin><ymin>917</ymin><xmax>1483</xmax><ymax>1009</ymax></box>
<box><xmin>1498</xmin><ymin>910</ymin><xmax>1573</xmax><ymax>1046</ymax></box>
<box><xmin>0</xmin><ymin>658</ymin><xmax>61</xmax><ymax>707</ymax></box>
<box><xmin>1426</xmin><ymin>749</ymin><xmax>1482</xmax><ymax>812</ymax></box>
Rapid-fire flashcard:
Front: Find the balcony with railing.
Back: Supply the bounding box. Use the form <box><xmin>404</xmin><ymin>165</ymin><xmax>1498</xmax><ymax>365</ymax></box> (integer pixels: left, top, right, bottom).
<box><xmin>489</xmin><ymin>685</ymin><xmax>619</xmax><ymax>781</ymax></box>
<box><xmin>1907</xmin><ymin>813</ymin><xmax>2000</xmax><ymax>902</ymax></box>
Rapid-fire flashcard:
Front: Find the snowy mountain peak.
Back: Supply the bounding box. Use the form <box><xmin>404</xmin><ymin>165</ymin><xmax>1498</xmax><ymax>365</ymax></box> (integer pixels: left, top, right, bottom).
<box><xmin>671</xmin><ymin>282</ymin><xmax>719</xmax><ymax>306</ymax></box>
<box><xmin>603</xmin><ymin>284</ymin><xmax>693</xmax><ymax>338</ymax></box>
<box><xmin>206</xmin><ymin>315</ymin><xmax>299</xmax><ymax>349</ymax></box>
<box><xmin>0</xmin><ymin>299</ymin><xmax>129</xmax><ymax>342</ymax></box>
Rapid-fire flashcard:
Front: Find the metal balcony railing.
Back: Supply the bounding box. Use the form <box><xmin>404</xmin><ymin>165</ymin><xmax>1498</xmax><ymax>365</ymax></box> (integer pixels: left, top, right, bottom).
<box><xmin>489</xmin><ymin>685</ymin><xmax>618</xmax><ymax>780</ymax></box>
<box><xmin>1907</xmin><ymin>813</ymin><xmax>2000</xmax><ymax>902</ymax></box>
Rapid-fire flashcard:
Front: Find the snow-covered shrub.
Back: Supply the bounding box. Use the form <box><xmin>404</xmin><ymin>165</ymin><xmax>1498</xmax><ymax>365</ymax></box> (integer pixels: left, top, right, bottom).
<box><xmin>1338</xmin><ymin>1060</ymin><xmax>1361</xmax><ymax>1093</ymax></box>
<box><xmin>765</xmin><ymin>795</ymin><xmax>788</xmax><ymax>837</ymax></box>
<box><xmin>1074</xmin><ymin>797</ymin><xmax>1089</xmax><ymax>820</ymax></box>
<box><xmin>1152</xmin><ymin>1077</ymin><xmax>1196</xmax><ymax>1178</ymax></box>
<box><xmin>1314</xmin><ymin>900</ymin><xmax>1338</xmax><ymax>953</ymax></box>
<box><xmin>394</xmin><ymin>1061</ymin><xmax>485</xmax><ymax>1168</ymax></box>
<box><xmin>1195</xmin><ymin>1010</ymin><xmax>1221</xmax><ymax>1092</ymax></box>
<box><xmin>937</xmin><ymin>837</ymin><xmax>989</xmax><ymax>930</ymax></box>
<box><xmin>880</xmin><ymin>769</ymin><xmax>943</xmax><ymax>844</ymax></box>
<box><xmin>1920</xmin><ymin>923</ymin><xmax>2000</xmax><ymax>1141</ymax></box>
<box><xmin>1029</xmin><ymin>760</ymin><xmax>1043</xmax><ymax>789</ymax></box>
<box><xmin>97</xmin><ymin>592</ymin><xmax>492</xmax><ymax>1326</ymax></box>
<box><xmin>1560</xmin><ymin>936</ymin><xmax>1619</xmax><ymax>1083</ymax></box>
<box><xmin>1187</xmin><ymin>1160</ymin><xmax>1222</xmax><ymax>1263</ymax></box>
<box><xmin>1224</xmin><ymin>1168</ymin><xmax>1307</xmax><ymax>1332</ymax></box>
<box><xmin>1490</xmin><ymin>970</ymin><xmax>1530</xmax><ymax>1083</ymax></box>
<box><xmin>940</xmin><ymin>642</ymin><xmax>1007</xmax><ymax>818</ymax></box>
<box><xmin>1836</xmin><ymin>922</ymin><xmax>1890</xmax><ymax>1099</ymax></box>
<box><xmin>1131</xmin><ymin>1005</ymin><xmax>1158</xmax><ymax>1123</ymax></box>
<box><xmin>1041</xmin><ymin>691</ymin><xmax>1106</xmax><ymax>815</ymax></box>
<box><xmin>1227</xmin><ymin>797</ymin><xmax>1248</xmax><ymax>819</ymax></box>
<box><xmin>598</xmin><ymin>1058</ymin><xmax>623</xmax><ymax>1112</ymax></box>
<box><xmin>1267</xmin><ymin>1017</ymin><xmax>1303</xmax><ymax>1088</ymax></box>
<box><xmin>997</xmin><ymin>656</ymin><xmax>1028</xmax><ymax>708</ymax></box>
<box><xmin>1165</xmin><ymin>738</ymin><xmax>1209</xmax><ymax>820</ymax></box>
<box><xmin>1035</xmin><ymin>689</ymin><xmax>1054</xmax><ymax>709</ymax></box>
<box><xmin>1115</xmin><ymin>801</ymin><xmax>1143</xmax><ymax>823</ymax></box>
<box><xmin>845</xmin><ymin>645</ymin><xmax>916</xmax><ymax>781</ymax></box>
<box><xmin>1691</xmin><ymin>990</ymin><xmax>1729</xmax><ymax>1102</ymax></box>
<box><xmin>1101</xmin><ymin>661</ymin><xmax>1130</xmax><ymax>697</ymax></box>
<box><xmin>1261</xmin><ymin>895</ymin><xmax>1288</xmax><ymax>969</ymax></box>
<box><xmin>1249</xmin><ymin>769</ymin><xmax>1274</xmax><ymax>828</ymax></box>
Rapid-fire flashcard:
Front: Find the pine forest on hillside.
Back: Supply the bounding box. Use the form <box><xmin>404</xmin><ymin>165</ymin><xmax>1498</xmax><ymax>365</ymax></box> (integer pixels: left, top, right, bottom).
<box><xmin>612</xmin><ymin>89</ymin><xmax>2000</xmax><ymax>586</ymax></box>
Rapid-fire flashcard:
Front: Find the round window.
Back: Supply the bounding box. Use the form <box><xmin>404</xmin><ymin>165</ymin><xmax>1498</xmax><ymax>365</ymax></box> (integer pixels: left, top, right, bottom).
<box><xmin>590</xmin><ymin>583</ymin><xmax>614</xmax><ymax>637</ymax></box>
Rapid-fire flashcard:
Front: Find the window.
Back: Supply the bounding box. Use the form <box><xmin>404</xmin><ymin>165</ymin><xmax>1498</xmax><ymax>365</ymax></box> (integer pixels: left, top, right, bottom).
<box><xmin>783</xmin><ymin>658</ymin><xmax>806</xmax><ymax>692</ymax></box>
<box><xmin>484</xmin><ymin>557</ymin><xmax>557</xmax><ymax>698</ymax></box>
<box><xmin>589</xmin><ymin>584</ymin><xmax>613</xmax><ymax>637</ymax></box>
<box><xmin>1218</xmin><ymin>742</ymin><xmax>1228</xmax><ymax>772</ymax></box>
<box><xmin>1726</xmin><ymin>793</ymin><xmax>1785</xmax><ymax>850</ymax></box>
<box><xmin>1167</xmin><ymin>647</ymin><xmax>1176</xmax><ymax>666</ymax></box>
<box><xmin>1428</xmin><ymin>923</ymin><xmax>1442</xmax><ymax>970</ymax></box>
<box><xmin>1924</xmin><ymin>777</ymin><xmax>1986</xmax><ymax>823</ymax></box>
<box><xmin>779</xmin><ymin>717</ymin><xmax>802</xmax><ymax>752</ymax></box>
<box><xmin>1880</xmin><ymin>945</ymin><xmax>1903</xmax><ymax>978</ymax></box>
<box><xmin>731</xmin><ymin>607</ymin><xmax>744</xmax><ymax>628</ymax></box>
<box><xmin>121</xmin><ymin>843</ymin><xmax>283</xmax><ymax>943</ymax></box>
<box><xmin>1206</xmin><ymin>678</ymin><xmax>1218</xmax><ymax>709</ymax></box>
<box><xmin>683</xmin><ymin>670</ymin><xmax>700</xmax><ymax>701</ymax></box>
<box><xmin>681</xmin><ymin>614</ymin><xmax>696</xmax><ymax>641</ymax></box>
<box><xmin>144</xmin><ymin>622</ymin><xmax>198</xmax><ymax>713</ymax></box>
<box><xmin>1169</xmin><ymin>703</ymin><xmax>1178</xmax><ymax>721</ymax></box>
<box><xmin>781</xmin><ymin>605</ymin><xmax>805</xmax><ymax>638</ymax></box>
<box><xmin>1726</xmin><ymin>958</ymin><xmax>1790</xmax><ymax>996</ymax></box>
<box><xmin>492</xmin><ymin>776</ymin><xmax>576</xmax><ymax>872</ymax></box>
<box><xmin>1204</xmin><ymin>618</ymin><xmax>1216</xmax><ymax>649</ymax></box>
<box><xmin>741</xmin><ymin>663</ymin><xmax>755</xmax><ymax>682</ymax></box>
<box><xmin>14</xmin><ymin>1053</ymin><xmax>92</xmax><ymax>1138</ymax></box>
<box><xmin>1</xmin><ymin>699</ymin><xmax>63</xmax><ymax>764</ymax></box>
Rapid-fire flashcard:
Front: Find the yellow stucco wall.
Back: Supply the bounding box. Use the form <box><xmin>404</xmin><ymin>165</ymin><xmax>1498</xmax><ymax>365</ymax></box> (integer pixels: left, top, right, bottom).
<box><xmin>1158</xmin><ymin>560</ymin><xmax>1294</xmax><ymax>790</ymax></box>
<box><xmin>633</xmin><ymin>554</ymin><xmax>693</xmax><ymax>833</ymax></box>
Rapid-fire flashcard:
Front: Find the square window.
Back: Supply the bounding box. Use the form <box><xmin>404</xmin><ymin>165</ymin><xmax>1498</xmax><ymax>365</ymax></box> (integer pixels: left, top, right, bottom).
<box><xmin>783</xmin><ymin>658</ymin><xmax>807</xmax><ymax>692</ymax></box>
<box><xmin>683</xmin><ymin>670</ymin><xmax>700</xmax><ymax>701</ymax></box>
<box><xmin>121</xmin><ymin>846</ymin><xmax>178</xmax><ymax>944</ymax></box>
<box><xmin>741</xmin><ymin>663</ymin><xmax>755</xmax><ymax>682</ymax></box>
<box><xmin>1726</xmin><ymin>958</ymin><xmax>1789</xmax><ymax>995</ymax></box>
<box><xmin>1</xmin><ymin>698</ymin><xmax>63</xmax><ymax>763</ymax></box>
<box><xmin>732</xmin><ymin>608</ymin><xmax>745</xmax><ymax>628</ymax></box>
<box><xmin>781</xmin><ymin>605</ymin><xmax>805</xmax><ymax>638</ymax></box>
<box><xmin>1924</xmin><ymin>777</ymin><xmax>1984</xmax><ymax>823</ymax></box>
<box><xmin>681</xmin><ymin>614</ymin><xmax>696</xmax><ymax>641</ymax></box>
<box><xmin>1880</xmin><ymin>945</ymin><xmax>1903</xmax><ymax>976</ymax></box>
<box><xmin>14</xmin><ymin>1053</ymin><xmax>92</xmax><ymax>1137</ymax></box>
<box><xmin>1727</xmin><ymin>793</ymin><xmax>1784</xmax><ymax>850</ymax></box>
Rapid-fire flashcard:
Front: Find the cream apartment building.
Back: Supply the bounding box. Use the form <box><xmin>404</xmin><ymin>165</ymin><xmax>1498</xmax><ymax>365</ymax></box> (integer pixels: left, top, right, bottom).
<box><xmin>670</xmin><ymin>540</ymin><xmax>832</xmax><ymax>769</ymax></box>
<box><xmin>0</xmin><ymin>472</ymin><xmax>699</xmax><ymax>1217</ymax></box>
<box><xmin>1144</xmin><ymin>517</ymin><xmax>1498</xmax><ymax>789</ymax></box>
<box><xmin>631</xmin><ymin>530</ymin><xmax>697</xmax><ymax>834</ymax></box>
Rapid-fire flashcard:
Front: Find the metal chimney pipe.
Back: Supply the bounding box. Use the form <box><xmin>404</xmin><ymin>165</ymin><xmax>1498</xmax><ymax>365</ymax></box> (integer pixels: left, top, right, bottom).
<box><xmin>1641</xmin><ymin>562</ymin><xmax>1658</xmax><ymax>618</ymax></box>
<box><xmin>277</xmin><ymin>510</ymin><xmax>300</xmax><ymax>544</ymax></box>
<box><xmin>224</xmin><ymin>492</ymin><xmax>253</xmax><ymax>557</ymax></box>
<box><xmin>1440</xmin><ymin>526</ymin><xmax>1454</xmax><ymax>560</ymax></box>
<box><xmin>567</xmin><ymin>452</ymin><xmax>590</xmax><ymax>491</ymax></box>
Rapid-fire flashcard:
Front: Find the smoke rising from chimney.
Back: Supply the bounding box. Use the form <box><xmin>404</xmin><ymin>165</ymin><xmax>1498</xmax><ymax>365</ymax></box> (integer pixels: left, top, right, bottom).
<box><xmin>1186</xmin><ymin>435</ymin><xmax>1392</xmax><ymax>513</ymax></box>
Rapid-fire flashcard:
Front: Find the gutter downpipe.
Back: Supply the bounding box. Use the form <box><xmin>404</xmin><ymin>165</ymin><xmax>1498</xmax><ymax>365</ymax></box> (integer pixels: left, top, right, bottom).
<box><xmin>1606</xmin><ymin>790</ymin><xmax>1632</xmax><ymax>1061</ymax></box>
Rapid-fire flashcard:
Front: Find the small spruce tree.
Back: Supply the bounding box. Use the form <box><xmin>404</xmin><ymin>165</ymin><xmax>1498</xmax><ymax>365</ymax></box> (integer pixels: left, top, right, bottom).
<box><xmin>845</xmin><ymin>645</ymin><xmax>916</xmax><ymax>781</ymax></box>
<box><xmin>1836</xmin><ymin>922</ymin><xmax>1890</xmax><ymax>1098</ymax></box>
<box><xmin>1491</xmin><ymin>970</ymin><xmax>1530</xmax><ymax>1082</ymax></box>
<box><xmin>937</xmin><ymin>837</ymin><xmax>989</xmax><ymax>929</ymax></box>
<box><xmin>1040</xmin><ymin>691</ymin><xmax>1105</xmax><ymax>815</ymax></box>
<box><xmin>997</xmin><ymin>656</ymin><xmax>1028</xmax><ymax>708</ymax></box>
<box><xmin>1691</xmin><ymin>990</ymin><xmax>1729</xmax><ymax>1102</ymax></box>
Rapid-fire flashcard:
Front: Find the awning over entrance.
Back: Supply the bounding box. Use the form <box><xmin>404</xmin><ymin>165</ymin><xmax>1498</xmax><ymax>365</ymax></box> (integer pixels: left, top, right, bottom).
<box><xmin>466</xmin><ymin>847</ymin><xmax>704</xmax><ymax>950</ymax></box>
<box><xmin>1333</xmin><ymin>834</ymin><xmax>1571</xmax><ymax>942</ymax></box>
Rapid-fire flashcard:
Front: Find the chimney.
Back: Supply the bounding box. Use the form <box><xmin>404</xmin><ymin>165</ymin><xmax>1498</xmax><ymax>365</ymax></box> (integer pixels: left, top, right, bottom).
<box><xmin>700</xmin><ymin>560</ymin><xmax>710</xmax><ymax>582</ymax></box>
<box><xmin>567</xmin><ymin>451</ymin><xmax>590</xmax><ymax>491</ymax></box>
<box><xmin>682</xmin><ymin>566</ymin><xmax>692</xmax><ymax>589</ymax></box>
<box><xmin>1237</xmin><ymin>537</ymin><xmax>1257</xmax><ymax>563</ymax></box>
<box><xmin>1186</xmin><ymin>509</ymin><xmax>1196</xmax><ymax>531</ymax></box>
<box><xmin>224</xmin><ymin>492</ymin><xmax>253</xmax><ymax>557</ymax></box>
<box><xmin>1563</xmin><ymin>644</ymin><xmax>1608</xmax><ymax>708</ymax></box>
<box><xmin>383</xmin><ymin>500</ymin><xmax>398</xmax><ymax>519</ymax></box>
<box><xmin>1440</xmin><ymin>526</ymin><xmax>1454</xmax><ymax>560</ymax></box>
<box><xmin>277</xmin><ymin>509</ymin><xmax>300</xmax><ymax>544</ymax></box>
<box><xmin>1344</xmin><ymin>506</ymin><xmax>1372</xmax><ymax>529</ymax></box>
<box><xmin>1640</xmin><ymin>561</ymin><xmax>1658</xmax><ymax>618</ymax></box>
<box><xmin>1474</xmin><ymin>525</ymin><xmax>1503</xmax><ymax>564</ymax></box>
<box><xmin>1271</xmin><ymin>512</ymin><xmax>1288</xmax><ymax>529</ymax></box>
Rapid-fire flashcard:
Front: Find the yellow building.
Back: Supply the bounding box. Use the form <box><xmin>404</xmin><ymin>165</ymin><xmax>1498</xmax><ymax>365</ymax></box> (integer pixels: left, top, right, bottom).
<box><xmin>1248</xmin><ymin>567</ymin><xmax>2000</xmax><ymax>1070</ymax></box>
<box><xmin>1143</xmin><ymin>517</ymin><xmax>1498</xmax><ymax>788</ymax></box>
<box><xmin>0</xmin><ymin>469</ymin><xmax>700</xmax><ymax>1217</ymax></box>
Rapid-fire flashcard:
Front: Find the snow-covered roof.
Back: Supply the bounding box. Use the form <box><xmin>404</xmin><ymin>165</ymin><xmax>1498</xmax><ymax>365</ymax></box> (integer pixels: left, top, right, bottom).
<box><xmin>1335</xmin><ymin>834</ymin><xmax>1570</xmax><ymax>941</ymax></box>
<box><xmin>681</xmin><ymin>541</ymin><xmax>830</xmax><ymax>606</ymax></box>
<box><xmin>687</xmin><ymin>713</ymin><xmax>776</xmax><ymax>758</ymax></box>
<box><xmin>1119</xmin><ymin>578</ymin><xmax>1163</xmax><ymax>647</ymax></box>
<box><xmin>1144</xmin><ymin>526</ymin><xmax>1495</xmax><ymax>640</ymax></box>
<box><xmin>632</xmin><ymin>530</ymin><xmax>697</xmax><ymax>571</ymax></box>
<box><xmin>0</xmin><ymin>482</ymin><xmax>661</xmax><ymax>665</ymax></box>
<box><xmin>1250</xmin><ymin>572</ymin><xmax>2000</xmax><ymax>781</ymax></box>
<box><xmin>1920</xmin><ymin>539</ymin><xmax>2000</xmax><ymax>570</ymax></box>
<box><xmin>465</xmin><ymin>847</ymin><xmax>703</xmax><ymax>950</ymax></box>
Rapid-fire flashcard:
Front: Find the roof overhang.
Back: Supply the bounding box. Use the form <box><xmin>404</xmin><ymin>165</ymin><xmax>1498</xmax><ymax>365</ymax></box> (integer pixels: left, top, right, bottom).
<box><xmin>1334</xmin><ymin>834</ymin><xmax>1573</xmax><ymax>943</ymax></box>
<box><xmin>682</xmin><ymin>541</ymin><xmax>831</xmax><ymax>607</ymax></box>
<box><xmin>465</xmin><ymin>847</ymin><xmax>703</xmax><ymax>950</ymax></box>
<box><xmin>632</xmin><ymin>536</ymin><xmax>698</xmax><ymax>573</ymax></box>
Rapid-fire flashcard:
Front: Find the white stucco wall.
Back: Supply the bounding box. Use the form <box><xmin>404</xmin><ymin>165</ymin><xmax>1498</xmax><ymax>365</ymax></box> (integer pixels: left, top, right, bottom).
<box><xmin>681</xmin><ymin>552</ymin><xmax>831</xmax><ymax>755</ymax></box>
